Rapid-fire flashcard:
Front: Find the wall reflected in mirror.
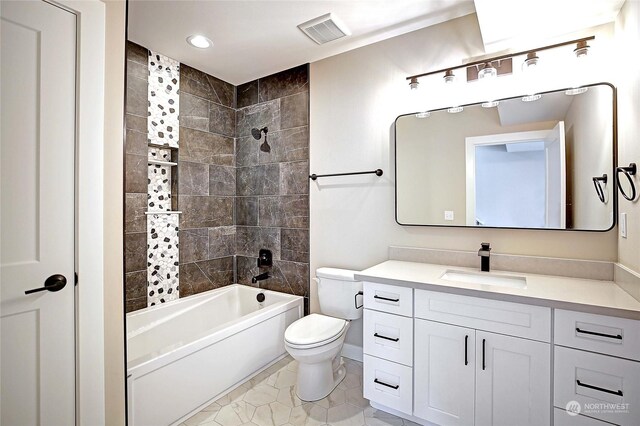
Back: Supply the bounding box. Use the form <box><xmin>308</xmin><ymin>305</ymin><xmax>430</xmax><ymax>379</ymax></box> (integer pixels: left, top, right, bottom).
<box><xmin>396</xmin><ymin>83</ymin><xmax>615</xmax><ymax>231</ymax></box>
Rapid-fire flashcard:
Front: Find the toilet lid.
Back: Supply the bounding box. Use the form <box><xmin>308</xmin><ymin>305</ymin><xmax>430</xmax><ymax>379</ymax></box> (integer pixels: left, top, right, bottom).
<box><xmin>285</xmin><ymin>314</ymin><xmax>347</xmax><ymax>348</ymax></box>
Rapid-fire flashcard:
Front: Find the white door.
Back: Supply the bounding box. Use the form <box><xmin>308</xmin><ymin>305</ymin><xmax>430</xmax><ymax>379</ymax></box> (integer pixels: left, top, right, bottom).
<box><xmin>475</xmin><ymin>331</ymin><xmax>551</xmax><ymax>426</ymax></box>
<box><xmin>414</xmin><ymin>319</ymin><xmax>475</xmax><ymax>426</ymax></box>
<box><xmin>1</xmin><ymin>1</ymin><xmax>76</xmax><ymax>424</ymax></box>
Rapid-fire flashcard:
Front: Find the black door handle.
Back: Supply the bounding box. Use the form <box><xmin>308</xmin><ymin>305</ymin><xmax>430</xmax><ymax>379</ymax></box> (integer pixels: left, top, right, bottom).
<box><xmin>576</xmin><ymin>380</ymin><xmax>623</xmax><ymax>396</ymax></box>
<box><xmin>465</xmin><ymin>335</ymin><xmax>469</xmax><ymax>366</ymax></box>
<box><xmin>25</xmin><ymin>274</ymin><xmax>67</xmax><ymax>295</ymax></box>
<box><xmin>575</xmin><ymin>328</ymin><xmax>622</xmax><ymax>340</ymax></box>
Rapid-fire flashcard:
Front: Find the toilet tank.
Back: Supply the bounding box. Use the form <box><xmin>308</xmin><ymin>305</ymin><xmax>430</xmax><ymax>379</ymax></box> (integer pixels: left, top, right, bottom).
<box><xmin>316</xmin><ymin>268</ymin><xmax>363</xmax><ymax>320</ymax></box>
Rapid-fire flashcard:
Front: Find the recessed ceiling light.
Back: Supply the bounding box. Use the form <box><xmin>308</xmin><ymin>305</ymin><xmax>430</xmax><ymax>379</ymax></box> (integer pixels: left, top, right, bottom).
<box><xmin>187</xmin><ymin>35</ymin><xmax>212</xmax><ymax>49</ymax></box>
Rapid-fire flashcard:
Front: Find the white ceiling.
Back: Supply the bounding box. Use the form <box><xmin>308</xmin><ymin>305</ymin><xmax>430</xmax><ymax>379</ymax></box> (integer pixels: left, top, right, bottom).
<box><xmin>128</xmin><ymin>0</ymin><xmax>476</xmax><ymax>85</ymax></box>
<box><xmin>128</xmin><ymin>0</ymin><xmax>626</xmax><ymax>86</ymax></box>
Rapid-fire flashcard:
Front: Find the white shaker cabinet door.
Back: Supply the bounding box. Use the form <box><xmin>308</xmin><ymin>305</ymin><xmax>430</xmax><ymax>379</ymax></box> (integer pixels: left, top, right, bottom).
<box><xmin>475</xmin><ymin>331</ymin><xmax>551</xmax><ymax>426</ymax></box>
<box><xmin>414</xmin><ymin>319</ymin><xmax>475</xmax><ymax>426</ymax></box>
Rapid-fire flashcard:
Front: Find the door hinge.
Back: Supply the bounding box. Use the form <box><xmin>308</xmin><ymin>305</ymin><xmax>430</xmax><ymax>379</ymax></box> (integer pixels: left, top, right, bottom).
<box><xmin>75</xmin><ymin>272</ymin><xmax>78</xmax><ymax>286</ymax></box>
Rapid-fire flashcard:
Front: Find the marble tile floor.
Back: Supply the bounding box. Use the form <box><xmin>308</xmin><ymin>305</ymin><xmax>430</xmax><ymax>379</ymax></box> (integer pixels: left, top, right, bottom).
<box><xmin>181</xmin><ymin>355</ymin><xmax>418</xmax><ymax>426</ymax></box>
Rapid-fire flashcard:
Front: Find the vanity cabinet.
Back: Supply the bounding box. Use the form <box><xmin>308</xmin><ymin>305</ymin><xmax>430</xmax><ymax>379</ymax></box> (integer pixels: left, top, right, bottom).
<box><xmin>362</xmin><ymin>281</ymin><xmax>640</xmax><ymax>426</ymax></box>
<box><xmin>414</xmin><ymin>320</ymin><xmax>551</xmax><ymax>426</ymax></box>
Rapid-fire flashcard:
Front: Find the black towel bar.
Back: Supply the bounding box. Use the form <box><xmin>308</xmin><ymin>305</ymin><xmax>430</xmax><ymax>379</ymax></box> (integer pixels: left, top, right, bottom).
<box><xmin>309</xmin><ymin>169</ymin><xmax>383</xmax><ymax>181</ymax></box>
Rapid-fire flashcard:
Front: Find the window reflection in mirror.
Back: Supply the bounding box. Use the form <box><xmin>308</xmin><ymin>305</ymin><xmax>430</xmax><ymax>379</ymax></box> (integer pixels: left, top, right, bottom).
<box><xmin>395</xmin><ymin>83</ymin><xmax>615</xmax><ymax>231</ymax></box>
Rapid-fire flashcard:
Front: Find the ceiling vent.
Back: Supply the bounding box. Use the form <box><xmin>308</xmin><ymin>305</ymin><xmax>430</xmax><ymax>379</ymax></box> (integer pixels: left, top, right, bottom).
<box><xmin>298</xmin><ymin>13</ymin><xmax>350</xmax><ymax>45</ymax></box>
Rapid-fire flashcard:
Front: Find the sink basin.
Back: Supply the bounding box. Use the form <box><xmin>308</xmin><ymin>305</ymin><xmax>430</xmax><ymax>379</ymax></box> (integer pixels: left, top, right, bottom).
<box><xmin>440</xmin><ymin>270</ymin><xmax>527</xmax><ymax>289</ymax></box>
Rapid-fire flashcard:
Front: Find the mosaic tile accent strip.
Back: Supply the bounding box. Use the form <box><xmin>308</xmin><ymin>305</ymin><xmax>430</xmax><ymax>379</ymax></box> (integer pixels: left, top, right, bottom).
<box><xmin>148</xmin><ymin>164</ymin><xmax>172</xmax><ymax>211</ymax></box>
<box><xmin>147</xmin><ymin>213</ymin><xmax>180</xmax><ymax>306</ymax></box>
<box><xmin>148</xmin><ymin>51</ymin><xmax>180</xmax><ymax>148</ymax></box>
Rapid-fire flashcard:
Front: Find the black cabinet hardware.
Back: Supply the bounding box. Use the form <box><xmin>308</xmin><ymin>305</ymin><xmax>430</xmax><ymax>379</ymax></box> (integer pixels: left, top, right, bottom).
<box><xmin>464</xmin><ymin>335</ymin><xmax>469</xmax><ymax>366</ymax></box>
<box><xmin>25</xmin><ymin>274</ymin><xmax>67</xmax><ymax>295</ymax></box>
<box><xmin>374</xmin><ymin>333</ymin><xmax>399</xmax><ymax>342</ymax></box>
<box><xmin>482</xmin><ymin>339</ymin><xmax>486</xmax><ymax>370</ymax></box>
<box><xmin>374</xmin><ymin>379</ymin><xmax>399</xmax><ymax>390</ymax></box>
<box><xmin>576</xmin><ymin>380</ymin><xmax>623</xmax><ymax>396</ymax></box>
<box><xmin>576</xmin><ymin>327</ymin><xmax>622</xmax><ymax>340</ymax></box>
<box><xmin>373</xmin><ymin>295</ymin><xmax>400</xmax><ymax>303</ymax></box>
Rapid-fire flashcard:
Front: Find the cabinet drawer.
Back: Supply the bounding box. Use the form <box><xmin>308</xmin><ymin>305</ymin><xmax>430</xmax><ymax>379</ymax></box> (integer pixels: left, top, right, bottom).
<box><xmin>553</xmin><ymin>408</ymin><xmax>614</xmax><ymax>426</ymax></box>
<box><xmin>414</xmin><ymin>289</ymin><xmax>551</xmax><ymax>342</ymax></box>
<box><xmin>554</xmin><ymin>346</ymin><xmax>640</xmax><ymax>425</ymax></box>
<box><xmin>555</xmin><ymin>310</ymin><xmax>640</xmax><ymax>361</ymax></box>
<box><xmin>363</xmin><ymin>282</ymin><xmax>413</xmax><ymax>317</ymax></box>
<box><xmin>363</xmin><ymin>310</ymin><xmax>413</xmax><ymax>366</ymax></box>
<box><xmin>363</xmin><ymin>355</ymin><xmax>412</xmax><ymax>415</ymax></box>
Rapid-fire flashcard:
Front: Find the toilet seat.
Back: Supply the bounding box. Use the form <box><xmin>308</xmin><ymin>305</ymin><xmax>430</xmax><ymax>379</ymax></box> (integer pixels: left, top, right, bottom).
<box><xmin>285</xmin><ymin>314</ymin><xmax>347</xmax><ymax>349</ymax></box>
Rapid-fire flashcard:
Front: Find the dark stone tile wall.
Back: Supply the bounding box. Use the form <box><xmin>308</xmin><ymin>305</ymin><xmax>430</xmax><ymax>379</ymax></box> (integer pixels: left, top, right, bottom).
<box><xmin>234</xmin><ymin>65</ymin><xmax>310</xmax><ymax>308</ymax></box>
<box><xmin>124</xmin><ymin>46</ymin><xmax>310</xmax><ymax>312</ymax></box>
<box><xmin>177</xmin><ymin>64</ymin><xmax>236</xmax><ymax>296</ymax></box>
<box><xmin>124</xmin><ymin>42</ymin><xmax>150</xmax><ymax>313</ymax></box>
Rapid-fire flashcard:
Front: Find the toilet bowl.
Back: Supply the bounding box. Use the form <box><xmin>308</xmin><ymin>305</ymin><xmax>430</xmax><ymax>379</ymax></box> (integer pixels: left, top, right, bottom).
<box><xmin>284</xmin><ymin>268</ymin><xmax>363</xmax><ymax>401</ymax></box>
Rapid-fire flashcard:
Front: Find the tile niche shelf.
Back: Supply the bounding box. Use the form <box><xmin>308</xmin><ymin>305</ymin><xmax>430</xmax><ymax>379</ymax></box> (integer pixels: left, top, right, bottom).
<box><xmin>148</xmin><ymin>159</ymin><xmax>178</xmax><ymax>167</ymax></box>
<box><xmin>144</xmin><ymin>211</ymin><xmax>182</xmax><ymax>215</ymax></box>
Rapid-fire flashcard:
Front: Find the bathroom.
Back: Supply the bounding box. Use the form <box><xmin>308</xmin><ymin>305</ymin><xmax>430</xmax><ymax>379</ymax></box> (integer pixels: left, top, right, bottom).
<box><xmin>1</xmin><ymin>0</ymin><xmax>639</xmax><ymax>425</ymax></box>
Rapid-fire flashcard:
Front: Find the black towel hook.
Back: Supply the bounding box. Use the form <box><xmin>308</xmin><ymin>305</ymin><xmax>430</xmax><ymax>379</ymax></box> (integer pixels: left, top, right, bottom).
<box><xmin>616</xmin><ymin>163</ymin><xmax>637</xmax><ymax>201</ymax></box>
<box><xmin>592</xmin><ymin>174</ymin><xmax>608</xmax><ymax>203</ymax></box>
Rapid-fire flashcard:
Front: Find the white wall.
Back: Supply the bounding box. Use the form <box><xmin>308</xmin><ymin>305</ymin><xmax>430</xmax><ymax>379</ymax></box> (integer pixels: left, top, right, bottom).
<box><xmin>615</xmin><ymin>0</ymin><xmax>640</xmax><ymax>273</ymax></box>
<box><xmin>309</xmin><ymin>14</ymin><xmax>620</xmax><ymax>349</ymax></box>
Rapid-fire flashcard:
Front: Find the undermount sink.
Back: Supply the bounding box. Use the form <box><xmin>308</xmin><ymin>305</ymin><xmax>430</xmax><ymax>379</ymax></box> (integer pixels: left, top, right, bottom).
<box><xmin>440</xmin><ymin>270</ymin><xmax>527</xmax><ymax>289</ymax></box>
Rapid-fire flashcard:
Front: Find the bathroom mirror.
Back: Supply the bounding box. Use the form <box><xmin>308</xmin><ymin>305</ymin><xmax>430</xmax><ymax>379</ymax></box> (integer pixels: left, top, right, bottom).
<box><xmin>395</xmin><ymin>83</ymin><xmax>616</xmax><ymax>231</ymax></box>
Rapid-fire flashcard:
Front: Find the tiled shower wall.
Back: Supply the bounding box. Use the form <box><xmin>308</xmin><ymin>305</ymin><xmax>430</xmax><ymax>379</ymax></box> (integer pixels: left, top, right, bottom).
<box><xmin>234</xmin><ymin>66</ymin><xmax>310</xmax><ymax>309</ymax></box>
<box><xmin>124</xmin><ymin>41</ymin><xmax>310</xmax><ymax>312</ymax></box>
<box><xmin>177</xmin><ymin>64</ymin><xmax>236</xmax><ymax>298</ymax></box>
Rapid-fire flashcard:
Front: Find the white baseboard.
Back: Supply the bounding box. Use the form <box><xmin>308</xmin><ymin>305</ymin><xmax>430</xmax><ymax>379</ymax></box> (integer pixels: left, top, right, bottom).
<box><xmin>341</xmin><ymin>343</ymin><xmax>363</xmax><ymax>362</ymax></box>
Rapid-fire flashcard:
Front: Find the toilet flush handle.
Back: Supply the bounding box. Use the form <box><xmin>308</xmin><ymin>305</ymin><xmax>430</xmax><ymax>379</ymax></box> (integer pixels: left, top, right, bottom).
<box><xmin>354</xmin><ymin>291</ymin><xmax>364</xmax><ymax>309</ymax></box>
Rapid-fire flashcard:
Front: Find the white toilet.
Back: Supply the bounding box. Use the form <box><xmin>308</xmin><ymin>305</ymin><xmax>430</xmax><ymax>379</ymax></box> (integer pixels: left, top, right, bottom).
<box><xmin>284</xmin><ymin>268</ymin><xmax>363</xmax><ymax>401</ymax></box>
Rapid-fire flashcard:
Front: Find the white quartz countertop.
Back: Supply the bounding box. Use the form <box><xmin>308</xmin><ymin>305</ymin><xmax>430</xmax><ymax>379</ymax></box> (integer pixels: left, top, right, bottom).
<box><xmin>355</xmin><ymin>260</ymin><xmax>640</xmax><ymax>320</ymax></box>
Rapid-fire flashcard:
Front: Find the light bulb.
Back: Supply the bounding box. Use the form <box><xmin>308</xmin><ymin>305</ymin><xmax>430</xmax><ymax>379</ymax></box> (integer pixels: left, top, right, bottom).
<box><xmin>478</xmin><ymin>62</ymin><xmax>497</xmax><ymax>80</ymax></box>
<box><xmin>447</xmin><ymin>106</ymin><xmax>463</xmax><ymax>113</ymax></box>
<box><xmin>522</xmin><ymin>94</ymin><xmax>542</xmax><ymax>102</ymax></box>
<box><xmin>415</xmin><ymin>111</ymin><xmax>430</xmax><ymax>118</ymax></box>
<box><xmin>443</xmin><ymin>70</ymin><xmax>455</xmax><ymax>84</ymax></box>
<box><xmin>187</xmin><ymin>35</ymin><xmax>212</xmax><ymax>49</ymax></box>
<box><xmin>482</xmin><ymin>100</ymin><xmax>499</xmax><ymax>108</ymax></box>
<box><xmin>409</xmin><ymin>78</ymin><xmax>419</xmax><ymax>90</ymax></box>
<box><xmin>565</xmin><ymin>87</ymin><xmax>588</xmax><ymax>96</ymax></box>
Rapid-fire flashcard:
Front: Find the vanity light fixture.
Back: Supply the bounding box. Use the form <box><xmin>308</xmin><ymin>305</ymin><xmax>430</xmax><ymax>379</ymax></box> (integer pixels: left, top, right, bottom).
<box><xmin>409</xmin><ymin>77</ymin><xmax>419</xmax><ymax>90</ymax></box>
<box><xmin>522</xmin><ymin>93</ymin><xmax>542</xmax><ymax>102</ymax></box>
<box><xmin>482</xmin><ymin>100</ymin><xmax>499</xmax><ymax>108</ymax></box>
<box><xmin>443</xmin><ymin>70</ymin><xmax>456</xmax><ymax>84</ymax></box>
<box><xmin>477</xmin><ymin>62</ymin><xmax>497</xmax><ymax>80</ymax></box>
<box><xmin>522</xmin><ymin>52</ymin><xmax>540</xmax><ymax>71</ymax></box>
<box><xmin>565</xmin><ymin>87</ymin><xmax>589</xmax><ymax>96</ymax></box>
<box><xmin>415</xmin><ymin>111</ymin><xmax>430</xmax><ymax>118</ymax></box>
<box><xmin>447</xmin><ymin>106</ymin><xmax>464</xmax><ymax>113</ymax></box>
<box><xmin>186</xmin><ymin>34</ymin><xmax>212</xmax><ymax>49</ymax></box>
<box><xmin>405</xmin><ymin>36</ymin><xmax>595</xmax><ymax>97</ymax></box>
<box><xmin>574</xmin><ymin>40</ymin><xmax>590</xmax><ymax>58</ymax></box>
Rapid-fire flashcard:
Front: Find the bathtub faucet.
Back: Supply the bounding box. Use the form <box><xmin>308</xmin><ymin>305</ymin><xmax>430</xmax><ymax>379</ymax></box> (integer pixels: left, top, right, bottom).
<box><xmin>252</xmin><ymin>272</ymin><xmax>270</xmax><ymax>284</ymax></box>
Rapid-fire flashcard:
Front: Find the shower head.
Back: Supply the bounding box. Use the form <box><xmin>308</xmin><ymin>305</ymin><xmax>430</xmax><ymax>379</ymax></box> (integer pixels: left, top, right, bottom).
<box><xmin>251</xmin><ymin>126</ymin><xmax>268</xmax><ymax>140</ymax></box>
<box><xmin>252</xmin><ymin>127</ymin><xmax>271</xmax><ymax>152</ymax></box>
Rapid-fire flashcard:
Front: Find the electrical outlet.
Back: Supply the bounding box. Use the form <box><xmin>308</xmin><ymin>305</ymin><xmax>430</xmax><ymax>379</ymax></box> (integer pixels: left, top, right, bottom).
<box><xmin>620</xmin><ymin>213</ymin><xmax>627</xmax><ymax>238</ymax></box>
<box><xmin>444</xmin><ymin>211</ymin><xmax>454</xmax><ymax>221</ymax></box>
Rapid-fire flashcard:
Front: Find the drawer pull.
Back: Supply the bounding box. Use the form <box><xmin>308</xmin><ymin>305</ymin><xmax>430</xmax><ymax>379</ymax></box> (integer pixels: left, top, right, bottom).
<box><xmin>374</xmin><ymin>333</ymin><xmax>399</xmax><ymax>342</ymax></box>
<box><xmin>575</xmin><ymin>327</ymin><xmax>622</xmax><ymax>340</ymax></box>
<box><xmin>374</xmin><ymin>295</ymin><xmax>400</xmax><ymax>303</ymax></box>
<box><xmin>374</xmin><ymin>378</ymin><xmax>399</xmax><ymax>390</ymax></box>
<box><xmin>464</xmin><ymin>335</ymin><xmax>469</xmax><ymax>366</ymax></box>
<box><xmin>482</xmin><ymin>339</ymin><xmax>486</xmax><ymax>370</ymax></box>
<box><xmin>576</xmin><ymin>380</ymin><xmax>623</xmax><ymax>397</ymax></box>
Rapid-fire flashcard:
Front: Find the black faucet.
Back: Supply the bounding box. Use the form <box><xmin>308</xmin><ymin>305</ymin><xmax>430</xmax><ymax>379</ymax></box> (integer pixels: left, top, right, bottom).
<box><xmin>478</xmin><ymin>242</ymin><xmax>491</xmax><ymax>272</ymax></box>
<box><xmin>252</xmin><ymin>272</ymin><xmax>270</xmax><ymax>284</ymax></box>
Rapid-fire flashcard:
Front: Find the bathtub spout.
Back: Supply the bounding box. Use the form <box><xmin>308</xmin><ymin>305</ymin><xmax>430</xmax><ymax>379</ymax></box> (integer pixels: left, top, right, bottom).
<box><xmin>252</xmin><ymin>272</ymin><xmax>270</xmax><ymax>284</ymax></box>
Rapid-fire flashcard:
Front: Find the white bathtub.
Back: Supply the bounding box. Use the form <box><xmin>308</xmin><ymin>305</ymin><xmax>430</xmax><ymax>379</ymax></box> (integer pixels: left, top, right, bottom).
<box><xmin>126</xmin><ymin>284</ymin><xmax>303</xmax><ymax>426</ymax></box>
